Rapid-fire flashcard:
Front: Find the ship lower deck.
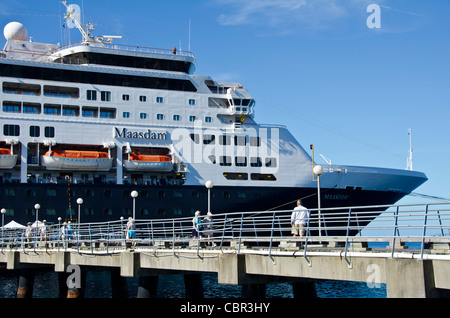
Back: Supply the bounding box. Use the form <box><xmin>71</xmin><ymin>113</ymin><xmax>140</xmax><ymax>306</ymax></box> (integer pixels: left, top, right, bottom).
<box><xmin>0</xmin><ymin>182</ymin><xmax>407</xmax><ymax>236</ymax></box>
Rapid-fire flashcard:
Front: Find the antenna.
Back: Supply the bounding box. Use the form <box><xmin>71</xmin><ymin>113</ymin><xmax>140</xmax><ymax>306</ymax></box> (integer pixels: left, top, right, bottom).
<box><xmin>406</xmin><ymin>128</ymin><xmax>413</xmax><ymax>171</ymax></box>
<box><xmin>62</xmin><ymin>1</ymin><xmax>92</xmax><ymax>42</ymax></box>
<box><xmin>320</xmin><ymin>154</ymin><xmax>332</xmax><ymax>165</ymax></box>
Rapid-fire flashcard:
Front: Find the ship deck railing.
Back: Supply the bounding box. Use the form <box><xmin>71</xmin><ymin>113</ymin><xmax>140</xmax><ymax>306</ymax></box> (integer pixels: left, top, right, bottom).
<box><xmin>1</xmin><ymin>202</ymin><xmax>450</xmax><ymax>261</ymax></box>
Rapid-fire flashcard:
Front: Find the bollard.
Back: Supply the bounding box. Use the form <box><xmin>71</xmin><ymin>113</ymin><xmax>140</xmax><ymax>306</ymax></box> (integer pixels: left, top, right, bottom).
<box><xmin>137</xmin><ymin>275</ymin><xmax>159</xmax><ymax>298</ymax></box>
<box><xmin>16</xmin><ymin>269</ymin><xmax>35</xmax><ymax>298</ymax></box>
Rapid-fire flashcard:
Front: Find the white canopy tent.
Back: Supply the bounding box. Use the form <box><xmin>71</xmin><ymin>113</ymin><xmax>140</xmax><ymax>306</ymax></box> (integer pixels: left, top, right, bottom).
<box><xmin>2</xmin><ymin>220</ymin><xmax>26</xmax><ymax>229</ymax></box>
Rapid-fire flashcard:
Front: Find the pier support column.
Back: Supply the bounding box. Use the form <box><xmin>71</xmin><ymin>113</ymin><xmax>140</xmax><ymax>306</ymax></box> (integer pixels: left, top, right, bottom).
<box><xmin>184</xmin><ymin>273</ymin><xmax>204</xmax><ymax>298</ymax></box>
<box><xmin>66</xmin><ymin>270</ymin><xmax>87</xmax><ymax>298</ymax></box>
<box><xmin>111</xmin><ymin>268</ymin><xmax>129</xmax><ymax>298</ymax></box>
<box><xmin>242</xmin><ymin>284</ymin><xmax>266</xmax><ymax>298</ymax></box>
<box><xmin>137</xmin><ymin>275</ymin><xmax>159</xmax><ymax>298</ymax></box>
<box><xmin>385</xmin><ymin>259</ymin><xmax>440</xmax><ymax>298</ymax></box>
<box><xmin>16</xmin><ymin>269</ymin><xmax>35</xmax><ymax>298</ymax></box>
<box><xmin>292</xmin><ymin>280</ymin><xmax>317</xmax><ymax>298</ymax></box>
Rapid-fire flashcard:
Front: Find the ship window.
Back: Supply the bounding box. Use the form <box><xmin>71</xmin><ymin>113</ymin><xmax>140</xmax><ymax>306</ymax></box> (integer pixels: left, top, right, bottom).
<box><xmin>156</xmin><ymin>114</ymin><xmax>165</xmax><ymax>120</ymax></box>
<box><xmin>173</xmin><ymin>114</ymin><xmax>181</xmax><ymax>121</ymax></box>
<box><xmin>139</xmin><ymin>96</ymin><xmax>147</xmax><ymax>102</ymax></box>
<box><xmin>208</xmin><ymin>97</ymin><xmax>230</xmax><ymax>108</ymax></box>
<box><xmin>2</xmin><ymin>101</ymin><xmax>21</xmax><ymax>113</ymax></box>
<box><xmin>233</xmin><ymin>99</ymin><xmax>241</xmax><ymax>106</ymax></box>
<box><xmin>235</xmin><ymin>156</ymin><xmax>247</xmax><ymax>167</ymax></box>
<box><xmin>104</xmin><ymin>208</ymin><xmax>113</xmax><ymax>216</ymax></box>
<box><xmin>3</xmin><ymin>82</ymin><xmax>40</xmax><ymax>95</ymax></box>
<box><xmin>29</xmin><ymin>126</ymin><xmax>40</xmax><ymax>137</ymax></box>
<box><xmin>205</xmin><ymin>116</ymin><xmax>212</xmax><ymax>123</ymax></box>
<box><xmin>208</xmin><ymin>155</ymin><xmax>216</xmax><ymax>164</ymax></box>
<box><xmin>1</xmin><ymin>64</ymin><xmax>198</xmax><ymax>92</ymax></box>
<box><xmin>44</xmin><ymin>85</ymin><xmax>79</xmax><ymax>98</ymax></box>
<box><xmin>141</xmin><ymin>208</ymin><xmax>149</xmax><ymax>216</ymax></box>
<box><xmin>140</xmin><ymin>113</ymin><xmax>147</xmax><ymax>119</ymax></box>
<box><xmin>250</xmin><ymin>137</ymin><xmax>261</xmax><ymax>147</ymax></box>
<box><xmin>85</xmin><ymin>208</ymin><xmax>95</xmax><ymax>216</ymax></box>
<box><xmin>192</xmin><ymin>191</ymin><xmax>200</xmax><ymax>198</ymax></box>
<box><xmin>189</xmin><ymin>115</ymin><xmax>196</xmax><ymax>122</ymax></box>
<box><xmin>3</xmin><ymin>124</ymin><xmax>20</xmax><ymax>136</ymax></box>
<box><xmin>156</xmin><ymin>97</ymin><xmax>164</xmax><ymax>103</ymax></box>
<box><xmin>238</xmin><ymin>192</ymin><xmax>246</xmax><ymax>198</ymax></box>
<box><xmin>219</xmin><ymin>135</ymin><xmax>231</xmax><ymax>145</ymax></box>
<box><xmin>189</xmin><ymin>99</ymin><xmax>196</xmax><ymax>106</ymax></box>
<box><xmin>23</xmin><ymin>102</ymin><xmax>41</xmax><ymax>114</ymax></box>
<box><xmin>234</xmin><ymin>135</ymin><xmax>247</xmax><ymax>146</ymax></box>
<box><xmin>157</xmin><ymin>208</ymin><xmax>165</xmax><ymax>216</ymax></box>
<box><xmin>44</xmin><ymin>126</ymin><xmax>55</xmax><ymax>138</ymax></box>
<box><xmin>174</xmin><ymin>208</ymin><xmax>182</xmax><ymax>216</ymax></box>
<box><xmin>203</xmin><ymin>134</ymin><xmax>215</xmax><ymax>145</ymax></box>
<box><xmin>123</xmin><ymin>112</ymin><xmax>130</xmax><ymax>118</ymax></box>
<box><xmin>101</xmin><ymin>91</ymin><xmax>111</xmax><ymax>102</ymax></box>
<box><xmin>122</xmin><ymin>94</ymin><xmax>130</xmax><ymax>101</ymax></box>
<box><xmin>250</xmin><ymin>173</ymin><xmax>277</xmax><ymax>181</ymax></box>
<box><xmin>82</xmin><ymin>106</ymin><xmax>98</xmax><ymax>118</ymax></box>
<box><xmin>46</xmin><ymin>209</ymin><xmax>56</xmax><ymax>216</ymax></box>
<box><xmin>265</xmin><ymin>157</ymin><xmax>277</xmax><ymax>168</ymax></box>
<box><xmin>250</xmin><ymin>157</ymin><xmax>262</xmax><ymax>167</ymax></box>
<box><xmin>100</xmin><ymin>108</ymin><xmax>116</xmax><ymax>119</ymax></box>
<box><xmin>219</xmin><ymin>156</ymin><xmax>232</xmax><ymax>166</ymax></box>
<box><xmin>223</xmin><ymin>192</ymin><xmax>231</xmax><ymax>199</ymax></box>
<box><xmin>44</xmin><ymin>104</ymin><xmax>61</xmax><ymax>116</ymax></box>
<box><xmin>174</xmin><ymin>191</ymin><xmax>182</xmax><ymax>198</ymax></box>
<box><xmin>87</xmin><ymin>90</ymin><xmax>97</xmax><ymax>101</ymax></box>
<box><xmin>62</xmin><ymin>105</ymin><xmax>79</xmax><ymax>117</ymax></box>
<box><xmin>5</xmin><ymin>188</ymin><xmax>15</xmax><ymax>196</ymax></box>
<box><xmin>46</xmin><ymin>189</ymin><xmax>57</xmax><ymax>196</ymax></box>
<box><xmin>223</xmin><ymin>173</ymin><xmax>248</xmax><ymax>180</ymax></box>
<box><xmin>190</xmin><ymin>133</ymin><xmax>200</xmax><ymax>144</ymax></box>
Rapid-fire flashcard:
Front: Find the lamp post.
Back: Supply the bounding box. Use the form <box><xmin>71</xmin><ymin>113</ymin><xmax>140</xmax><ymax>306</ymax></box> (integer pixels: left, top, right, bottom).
<box><xmin>34</xmin><ymin>203</ymin><xmax>40</xmax><ymax>241</ymax></box>
<box><xmin>131</xmin><ymin>190</ymin><xmax>138</xmax><ymax>220</ymax></box>
<box><xmin>205</xmin><ymin>180</ymin><xmax>213</xmax><ymax>213</ymax></box>
<box><xmin>313</xmin><ymin>165</ymin><xmax>323</xmax><ymax>237</ymax></box>
<box><xmin>77</xmin><ymin>198</ymin><xmax>83</xmax><ymax>241</ymax></box>
<box><xmin>1</xmin><ymin>208</ymin><xmax>6</xmax><ymax>247</ymax></box>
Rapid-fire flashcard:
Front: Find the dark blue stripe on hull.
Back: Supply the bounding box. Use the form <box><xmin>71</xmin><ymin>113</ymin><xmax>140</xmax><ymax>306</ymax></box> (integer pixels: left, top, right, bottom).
<box><xmin>0</xmin><ymin>183</ymin><xmax>406</xmax><ymax>233</ymax></box>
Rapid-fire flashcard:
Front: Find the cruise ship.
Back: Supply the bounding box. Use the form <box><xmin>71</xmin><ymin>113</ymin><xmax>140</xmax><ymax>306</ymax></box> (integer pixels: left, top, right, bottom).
<box><xmin>0</xmin><ymin>4</ymin><xmax>427</xmax><ymax>232</ymax></box>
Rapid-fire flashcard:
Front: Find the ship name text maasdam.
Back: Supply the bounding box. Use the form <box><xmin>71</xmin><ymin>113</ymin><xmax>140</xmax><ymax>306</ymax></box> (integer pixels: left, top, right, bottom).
<box><xmin>114</xmin><ymin>127</ymin><xmax>168</xmax><ymax>140</ymax></box>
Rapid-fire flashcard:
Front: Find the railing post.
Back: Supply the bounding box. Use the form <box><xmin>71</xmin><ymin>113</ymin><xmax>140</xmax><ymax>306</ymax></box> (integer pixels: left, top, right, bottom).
<box><xmin>391</xmin><ymin>206</ymin><xmax>399</xmax><ymax>258</ymax></box>
<box><xmin>89</xmin><ymin>224</ymin><xmax>93</xmax><ymax>253</ymax></box>
<box><xmin>238</xmin><ymin>213</ymin><xmax>244</xmax><ymax>253</ymax></box>
<box><xmin>220</xmin><ymin>215</ymin><xmax>228</xmax><ymax>251</ymax></box>
<box><xmin>420</xmin><ymin>205</ymin><xmax>429</xmax><ymax>259</ymax></box>
<box><xmin>303</xmin><ymin>214</ymin><xmax>311</xmax><ymax>266</ymax></box>
<box><xmin>344</xmin><ymin>208</ymin><xmax>352</xmax><ymax>268</ymax></box>
<box><xmin>268</xmin><ymin>211</ymin><xmax>276</xmax><ymax>262</ymax></box>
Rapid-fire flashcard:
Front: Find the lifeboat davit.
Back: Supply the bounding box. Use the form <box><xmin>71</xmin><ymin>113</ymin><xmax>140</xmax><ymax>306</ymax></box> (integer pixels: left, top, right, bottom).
<box><xmin>0</xmin><ymin>148</ymin><xmax>17</xmax><ymax>169</ymax></box>
<box><xmin>124</xmin><ymin>152</ymin><xmax>173</xmax><ymax>172</ymax></box>
<box><xmin>41</xmin><ymin>150</ymin><xmax>113</xmax><ymax>171</ymax></box>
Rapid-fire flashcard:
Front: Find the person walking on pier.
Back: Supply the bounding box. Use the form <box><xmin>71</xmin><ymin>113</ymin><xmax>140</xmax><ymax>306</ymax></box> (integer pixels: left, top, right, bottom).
<box><xmin>192</xmin><ymin>210</ymin><xmax>202</xmax><ymax>239</ymax></box>
<box><xmin>291</xmin><ymin>200</ymin><xmax>309</xmax><ymax>238</ymax></box>
<box><xmin>126</xmin><ymin>217</ymin><xmax>136</xmax><ymax>246</ymax></box>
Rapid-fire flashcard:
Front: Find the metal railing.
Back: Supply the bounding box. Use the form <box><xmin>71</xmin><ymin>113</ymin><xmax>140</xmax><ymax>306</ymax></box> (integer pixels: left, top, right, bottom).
<box><xmin>1</xmin><ymin>202</ymin><xmax>449</xmax><ymax>261</ymax></box>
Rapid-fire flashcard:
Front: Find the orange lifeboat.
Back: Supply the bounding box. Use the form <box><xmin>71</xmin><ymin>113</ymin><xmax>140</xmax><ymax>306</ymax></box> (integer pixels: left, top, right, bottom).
<box><xmin>45</xmin><ymin>150</ymin><xmax>109</xmax><ymax>159</ymax></box>
<box><xmin>41</xmin><ymin>149</ymin><xmax>113</xmax><ymax>171</ymax></box>
<box><xmin>125</xmin><ymin>152</ymin><xmax>173</xmax><ymax>171</ymax></box>
<box><xmin>0</xmin><ymin>148</ymin><xmax>17</xmax><ymax>169</ymax></box>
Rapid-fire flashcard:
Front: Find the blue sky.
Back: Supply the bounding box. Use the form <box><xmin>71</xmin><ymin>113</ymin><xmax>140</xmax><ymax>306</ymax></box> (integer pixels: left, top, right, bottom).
<box><xmin>1</xmin><ymin>0</ymin><xmax>449</xmax><ymax>204</ymax></box>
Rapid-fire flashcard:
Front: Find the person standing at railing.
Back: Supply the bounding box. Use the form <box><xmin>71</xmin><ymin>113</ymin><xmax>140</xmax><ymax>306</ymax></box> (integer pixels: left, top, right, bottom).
<box><xmin>126</xmin><ymin>217</ymin><xmax>136</xmax><ymax>246</ymax></box>
<box><xmin>192</xmin><ymin>210</ymin><xmax>202</xmax><ymax>239</ymax></box>
<box><xmin>291</xmin><ymin>200</ymin><xmax>310</xmax><ymax>238</ymax></box>
<box><xmin>203</xmin><ymin>212</ymin><xmax>216</xmax><ymax>246</ymax></box>
<box><xmin>25</xmin><ymin>222</ymin><xmax>32</xmax><ymax>247</ymax></box>
<box><xmin>39</xmin><ymin>220</ymin><xmax>48</xmax><ymax>242</ymax></box>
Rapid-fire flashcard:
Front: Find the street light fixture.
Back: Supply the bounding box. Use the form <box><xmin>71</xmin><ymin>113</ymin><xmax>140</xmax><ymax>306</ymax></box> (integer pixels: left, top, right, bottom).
<box><xmin>205</xmin><ymin>180</ymin><xmax>213</xmax><ymax>213</ymax></box>
<box><xmin>34</xmin><ymin>203</ymin><xmax>40</xmax><ymax>241</ymax></box>
<box><xmin>131</xmin><ymin>190</ymin><xmax>138</xmax><ymax>220</ymax></box>
<box><xmin>313</xmin><ymin>165</ymin><xmax>323</xmax><ymax>237</ymax></box>
<box><xmin>77</xmin><ymin>198</ymin><xmax>83</xmax><ymax>241</ymax></box>
<box><xmin>1</xmin><ymin>208</ymin><xmax>6</xmax><ymax>248</ymax></box>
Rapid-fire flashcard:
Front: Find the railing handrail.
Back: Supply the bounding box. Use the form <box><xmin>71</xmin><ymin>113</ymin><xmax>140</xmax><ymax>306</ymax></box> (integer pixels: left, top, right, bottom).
<box><xmin>1</xmin><ymin>202</ymin><xmax>449</xmax><ymax>259</ymax></box>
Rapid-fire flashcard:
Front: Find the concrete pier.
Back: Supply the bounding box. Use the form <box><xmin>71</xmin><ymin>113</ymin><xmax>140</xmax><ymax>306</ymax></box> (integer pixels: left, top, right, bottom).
<box><xmin>0</xmin><ymin>236</ymin><xmax>450</xmax><ymax>298</ymax></box>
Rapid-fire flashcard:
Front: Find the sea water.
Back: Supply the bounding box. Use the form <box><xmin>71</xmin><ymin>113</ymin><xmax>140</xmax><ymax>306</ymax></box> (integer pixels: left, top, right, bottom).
<box><xmin>0</xmin><ymin>270</ymin><xmax>386</xmax><ymax>298</ymax></box>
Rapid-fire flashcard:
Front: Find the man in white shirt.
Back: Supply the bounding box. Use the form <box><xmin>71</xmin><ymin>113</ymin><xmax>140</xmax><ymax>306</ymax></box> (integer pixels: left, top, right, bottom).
<box><xmin>291</xmin><ymin>200</ymin><xmax>309</xmax><ymax>237</ymax></box>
